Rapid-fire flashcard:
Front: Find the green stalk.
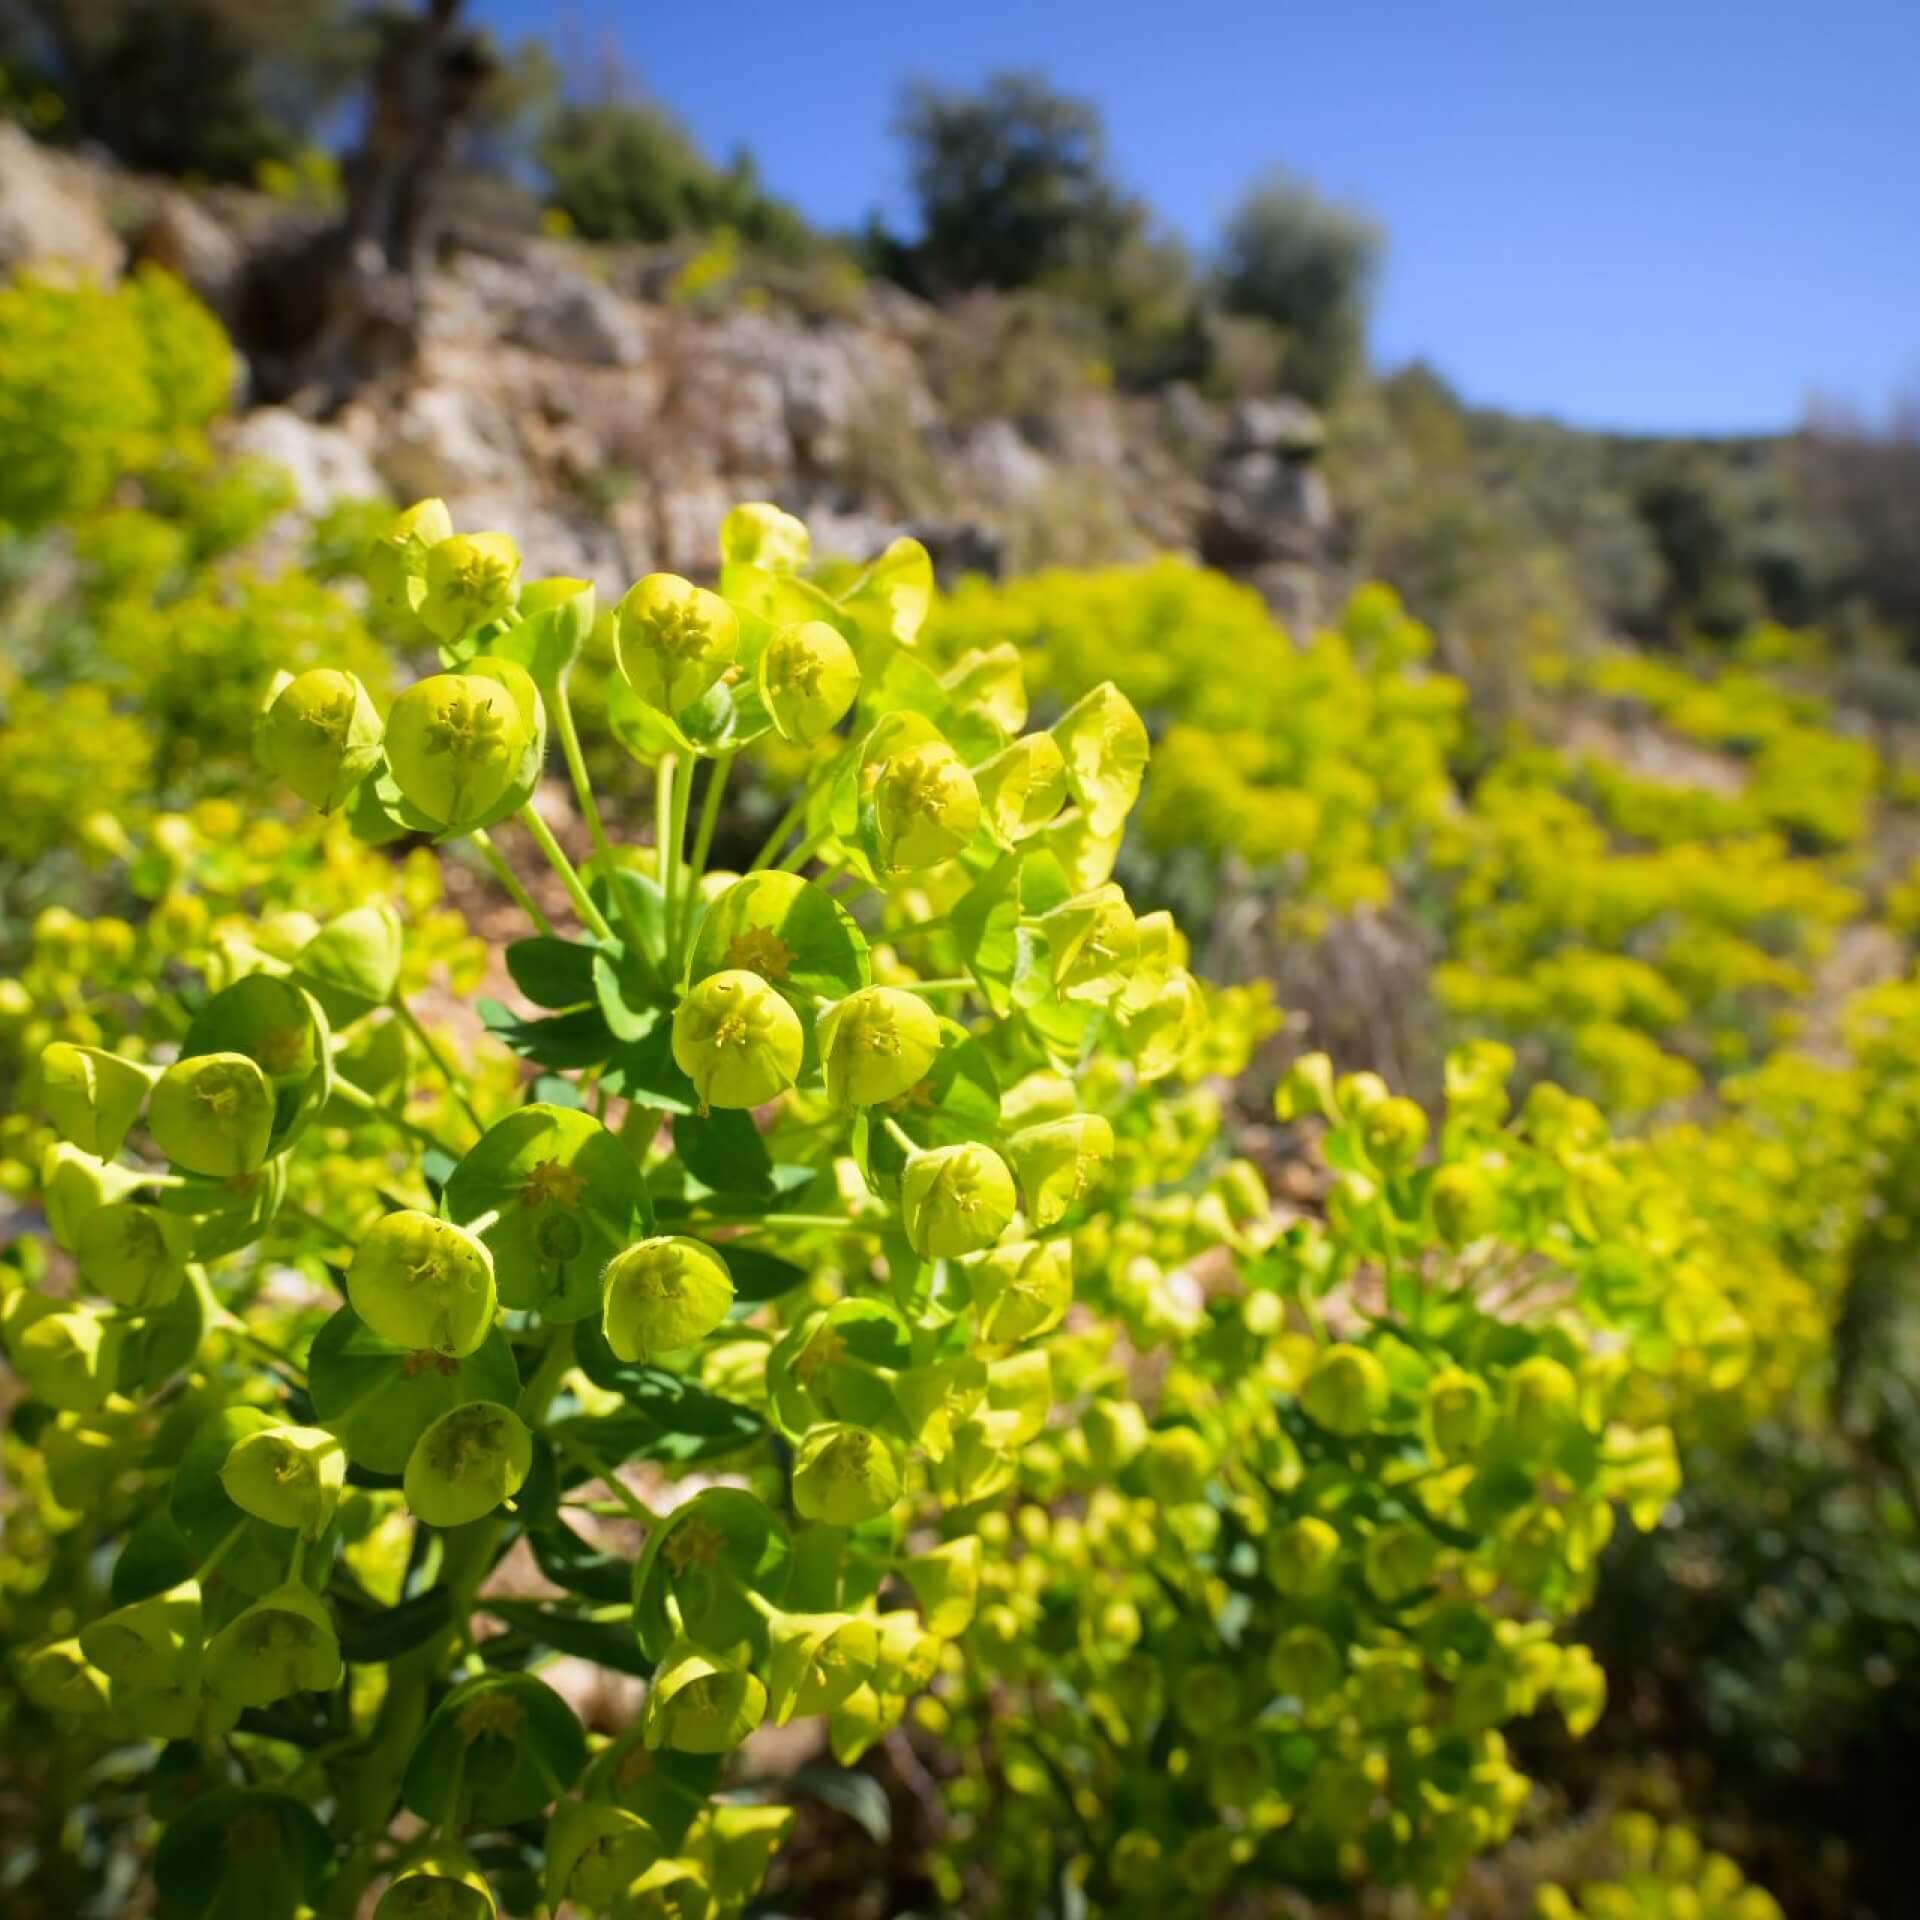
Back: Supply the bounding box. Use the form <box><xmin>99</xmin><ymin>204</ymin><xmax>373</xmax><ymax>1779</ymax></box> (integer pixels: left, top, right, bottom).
<box><xmin>657</xmin><ymin>752</ymin><xmax>680</xmax><ymax>962</ymax></box>
<box><xmin>747</xmin><ymin>790</ymin><xmax>808</xmax><ymax>873</ymax></box>
<box><xmin>680</xmin><ymin>749</ymin><xmax>735</xmax><ymax>962</ymax></box>
<box><xmin>329</xmin><ymin>1078</ymin><xmax>455</xmax><ymax>1156</ymax></box>
<box><xmin>549</xmin><ymin>673</ymin><xmax>613</xmax><ymax>868</ymax></box>
<box><xmin>469</xmin><ymin>826</ymin><xmax>554</xmax><ymax>937</ymax></box>
<box><xmin>389</xmin><ymin>991</ymin><xmax>482</xmax><ymax>1132</ymax></box>
<box><xmin>690</xmin><ymin>1211</ymin><xmax>872</xmax><ymax>1233</ymax></box>
<box><xmin>519</xmin><ymin>803</ymin><xmax>616</xmax><ymax>943</ymax></box>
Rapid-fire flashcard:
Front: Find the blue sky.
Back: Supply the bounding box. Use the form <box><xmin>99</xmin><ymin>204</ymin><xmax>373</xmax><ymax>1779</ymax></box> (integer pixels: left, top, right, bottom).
<box><xmin>473</xmin><ymin>1</ymin><xmax>1917</xmax><ymax>434</ymax></box>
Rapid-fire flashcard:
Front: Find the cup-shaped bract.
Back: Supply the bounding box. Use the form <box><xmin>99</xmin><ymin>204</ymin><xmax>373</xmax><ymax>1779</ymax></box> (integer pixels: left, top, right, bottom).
<box><xmin>420</xmin><ymin>531</ymin><xmax>521</xmax><ymax>641</ymax></box>
<box><xmin>720</xmin><ymin>500</ymin><xmax>811</xmax><ymax>572</ymax></box>
<box><xmin>904</xmin><ymin>1536</ymin><xmax>983</xmax><ymax>1637</ymax></box>
<box><xmin>206</xmin><ymin>1583</ymin><xmax>342</xmax><ymax>1710</ymax></box>
<box><xmin>1364</xmin><ymin>1522</ymin><xmax>1439</xmax><ymax>1602</ymax></box>
<box><xmin>616</xmin><ymin>572</ymin><xmax>738</xmax><ymax>714</ymax></box>
<box><xmin>760</xmin><ymin>619</ymin><xmax>859</xmax><ymax>745</ymax></box>
<box><xmin>148</xmin><ymin>1051</ymin><xmax>275</xmax><ymax>1176</ymax></box>
<box><xmin>17</xmin><ymin>1637</ymin><xmax>113</xmax><ymax>1715</ymax></box>
<box><xmin>1504</xmin><ymin>1354</ymin><xmax>1580</xmax><ymax>1458</ymax></box>
<box><xmin>79</xmin><ymin>1580</ymin><xmax>201</xmax><ymax>1691</ymax></box>
<box><xmin>975</xmin><ymin>732</ymin><xmax>1068</xmax><ymax>846</ymax></box>
<box><xmin>367</xmin><ymin>497</ymin><xmax>454</xmax><ymax>616</ymax></box>
<box><xmin>75</xmin><ymin>1199</ymin><xmax>194</xmax><ymax>1309</ymax></box>
<box><xmin>1425</xmin><ymin>1366</ymin><xmax>1495</xmax><ymax>1461</ymax></box>
<box><xmin>384</xmin><ymin>669</ymin><xmax>534</xmax><ymax>832</ymax></box>
<box><xmin>1430</xmin><ymin>1163</ymin><xmax>1499</xmax><ymax>1247</ymax></box>
<box><xmin>510</xmin><ymin>576</ymin><xmax>597</xmax><ymax>683</ymax></box>
<box><xmin>403</xmin><ymin>1400</ymin><xmax>532</xmax><ymax>1527</ymax></box>
<box><xmin>872</xmin><ymin>740</ymin><xmax>980</xmax><ymax>872</ymax></box>
<box><xmin>942</xmin><ymin>643</ymin><xmax>1029</xmax><ymax>737</ymax></box>
<box><xmin>9</xmin><ymin>1301</ymin><xmax>116</xmax><ymax>1413</ymax></box>
<box><xmin>641</xmin><ymin>1644</ymin><xmax>768</xmax><ymax>1754</ymax></box>
<box><xmin>1116</xmin><ymin>966</ymin><xmax>1208</xmax><ymax>1083</ymax></box>
<box><xmin>671</xmin><ymin>969</ymin><xmax>804</xmax><ymax>1112</ymax></box>
<box><xmin>40</xmin><ymin>1041</ymin><xmax>153</xmax><ymax>1159</ymax></box>
<box><xmin>603</xmin><ymin>1236</ymin><xmax>735</xmax><ymax>1362</ymax></box>
<box><xmin>792</xmin><ymin>1422</ymin><xmax>903</xmax><ymax>1527</ymax></box>
<box><xmin>346</xmin><ymin>1211</ymin><xmax>497</xmax><ymax>1358</ymax></box>
<box><xmin>901</xmin><ymin>1141</ymin><xmax>1018</xmax><ymax>1260</ymax></box>
<box><xmin>766</xmin><ymin>1608</ymin><xmax>880</xmax><ymax>1724</ymax></box>
<box><xmin>375</xmin><ymin>1870</ymin><xmax>496</xmax><ymax>1920</ymax></box>
<box><xmin>257</xmin><ymin>668</ymin><xmax>384</xmax><ymax>814</ymax></box>
<box><xmin>293</xmin><ymin>904</ymin><xmax>404</xmax><ymax>1029</ymax></box>
<box><xmin>1041</xmin><ymin>886</ymin><xmax>1139</xmax><ymax>1004</ymax></box>
<box><xmin>37</xmin><ymin>1144</ymin><xmax>143</xmax><ymax>1253</ymax></box>
<box><xmin>1052</xmin><ymin>680</ymin><xmax>1149</xmax><ymax>838</ymax></box>
<box><xmin>1268</xmin><ymin>1623</ymin><xmax>1344</xmax><ymax>1706</ymax></box>
<box><xmin>967</xmin><ymin>1238</ymin><xmax>1073</xmax><ymax>1344</ymax></box>
<box><xmin>1006</xmin><ymin>1114</ymin><xmax>1115</xmax><ymax>1229</ymax></box>
<box><xmin>543</xmin><ymin>1801</ymin><xmax>661</xmax><ymax>1915</ymax></box>
<box><xmin>1268</xmin><ymin>1515</ymin><xmax>1343</xmax><ymax>1597</ymax></box>
<box><xmin>816</xmin><ymin>986</ymin><xmax>941</xmax><ymax>1108</ymax></box>
<box><xmin>1300</xmin><ymin>1342</ymin><xmax>1389</xmax><ymax>1436</ymax></box>
<box><xmin>220</xmin><ymin>1424</ymin><xmax>346</xmax><ymax>1537</ymax></box>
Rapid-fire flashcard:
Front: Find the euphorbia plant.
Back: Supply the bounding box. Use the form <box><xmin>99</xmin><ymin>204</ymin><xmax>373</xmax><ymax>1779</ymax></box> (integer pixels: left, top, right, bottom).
<box><xmin>3</xmin><ymin>498</ymin><xmax>1219</xmax><ymax>1918</ymax></box>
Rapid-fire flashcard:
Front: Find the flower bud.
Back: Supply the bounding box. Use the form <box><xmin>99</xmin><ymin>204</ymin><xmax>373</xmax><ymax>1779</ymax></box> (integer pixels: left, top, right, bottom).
<box><xmin>816</xmin><ymin>986</ymin><xmax>940</xmax><ymax>1107</ymax></box>
<box><xmin>221</xmin><ymin>1424</ymin><xmax>346</xmax><ymax>1537</ymax></box>
<box><xmin>75</xmin><ymin>1199</ymin><xmax>194</xmax><ymax>1309</ymax></box>
<box><xmin>256</xmin><ymin>669</ymin><xmax>384</xmax><ymax>813</ymax></box>
<box><xmin>1553</xmin><ymin>1644</ymin><xmax>1607</xmax><ymax>1737</ymax></box>
<box><xmin>1081</xmin><ymin>1396</ymin><xmax>1148</xmax><ymax>1474</ymax></box>
<box><xmin>544</xmin><ymin>1803</ymin><xmax>660</xmax><ymax>1914</ymax></box>
<box><xmin>1040</xmin><ymin>885</ymin><xmax>1139</xmax><ymax>1003</ymax></box>
<box><xmin>1006</xmin><ymin>1114</ymin><xmax>1114</xmax><ymax>1228</ymax></box>
<box><xmin>1275</xmin><ymin>1051</ymin><xmax>1339</xmax><ymax>1122</ymax></box>
<box><xmin>384</xmin><ymin>670</ymin><xmax>533</xmax><ymax>831</ymax></box>
<box><xmin>420</xmin><ymin>531</ymin><xmax>520</xmax><ymax>641</ymax></box>
<box><xmin>792</xmin><ymin>1422</ymin><xmax>903</xmax><ymax>1526</ymax></box>
<box><xmin>1116</xmin><ymin>966</ymin><xmax>1207</xmax><ymax>1082</ymax></box>
<box><xmin>720</xmin><ymin>501</ymin><xmax>810</xmax><ymax>572</ymax></box>
<box><xmin>642</xmin><ymin>1642</ymin><xmax>768</xmax><ymax>1753</ymax></box>
<box><xmin>367</xmin><ymin>497</ymin><xmax>454</xmax><ymax>616</ymax></box>
<box><xmin>294</xmin><ymin>904</ymin><xmax>404</xmax><ymax>1028</ymax></box>
<box><xmin>975</xmin><ymin>731</ymin><xmax>1068</xmax><ymax>846</ymax></box>
<box><xmin>1268</xmin><ymin>1624</ymin><xmax>1343</xmax><ymax>1705</ymax></box>
<box><xmin>871</xmin><ymin>1611</ymin><xmax>941</xmax><ymax>1695</ymax></box>
<box><xmin>760</xmin><ymin>619</ymin><xmax>859</xmax><ymax>745</ymax></box>
<box><xmin>1267</xmin><ymin>1515</ymin><xmax>1343</xmax><ymax>1596</ymax></box>
<box><xmin>148</xmin><ymin>1051</ymin><xmax>275</xmax><ymax>1177</ymax></box>
<box><xmin>346</xmin><ymin>1211</ymin><xmax>497</xmax><ymax>1357</ymax></box>
<box><xmin>872</xmin><ymin>740</ymin><xmax>980</xmax><ymax>871</ymax></box>
<box><xmin>206</xmin><ymin>1583</ymin><xmax>342</xmax><ymax>1709</ymax></box>
<box><xmin>1425</xmin><ymin>1366</ymin><xmax>1494</xmax><ymax>1461</ymax></box>
<box><xmin>671</xmin><ymin>969</ymin><xmax>804</xmax><ymax>1111</ymax></box>
<box><xmin>40</xmin><ymin>1042</ymin><xmax>154</xmax><ymax>1159</ymax></box>
<box><xmin>1141</xmin><ymin>1425</ymin><xmax>1213</xmax><ymax>1505</ymax></box>
<box><xmin>616</xmin><ymin>572</ymin><xmax>738</xmax><ymax>714</ymax></box>
<box><xmin>1299</xmin><ymin>1342</ymin><xmax>1389</xmax><ymax>1436</ymax></box>
<box><xmin>900</xmin><ymin>1142</ymin><xmax>1017</xmax><ymax>1259</ymax></box>
<box><xmin>1504</xmin><ymin>1355</ymin><xmax>1579</xmax><ymax>1457</ymax></box>
<box><xmin>1052</xmin><ymin>681</ymin><xmax>1149</xmax><ymax>837</ymax></box>
<box><xmin>404</xmin><ymin>1400</ymin><xmax>532</xmax><ymax>1526</ymax></box>
<box><xmin>1430</xmin><ymin>1163</ymin><xmax>1498</xmax><ymax>1247</ymax></box>
<box><xmin>79</xmin><ymin>1581</ymin><xmax>200</xmax><ymax>1691</ymax></box>
<box><xmin>375</xmin><ymin>1871</ymin><xmax>496</xmax><ymax>1920</ymax></box>
<box><xmin>967</xmin><ymin>1239</ymin><xmax>1072</xmax><ymax>1344</ymax></box>
<box><xmin>942</xmin><ymin>643</ymin><xmax>1028</xmax><ymax>736</ymax></box>
<box><xmin>766</xmin><ymin>1608</ymin><xmax>880</xmax><ymax>1724</ymax></box>
<box><xmin>603</xmin><ymin>1236</ymin><xmax>734</xmax><ymax>1362</ymax></box>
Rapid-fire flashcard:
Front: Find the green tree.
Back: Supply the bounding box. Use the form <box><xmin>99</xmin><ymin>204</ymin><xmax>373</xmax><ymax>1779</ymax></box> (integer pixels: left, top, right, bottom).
<box><xmin>892</xmin><ymin>70</ymin><xmax>1137</xmax><ymax>294</ymax></box>
<box><xmin>1218</xmin><ymin>167</ymin><xmax>1382</xmax><ymax>402</ymax></box>
<box><xmin>0</xmin><ymin>0</ymin><xmax>363</xmax><ymax>180</ymax></box>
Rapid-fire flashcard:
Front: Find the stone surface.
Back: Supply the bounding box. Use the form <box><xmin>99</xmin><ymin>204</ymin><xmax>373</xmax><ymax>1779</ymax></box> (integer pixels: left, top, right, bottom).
<box><xmin>1226</xmin><ymin>395</ymin><xmax>1326</xmax><ymax>457</ymax></box>
<box><xmin>508</xmin><ymin>268</ymin><xmax>647</xmax><ymax>366</ymax></box>
<box><xmin>226</xmin><ymin>407</ymin><xmax>383</xmax><ymax>513</ymax></box>
<box><xmin>0</xmin><ymin>125</ymin><xmax>121</xmax><ymax>280</ymax></box>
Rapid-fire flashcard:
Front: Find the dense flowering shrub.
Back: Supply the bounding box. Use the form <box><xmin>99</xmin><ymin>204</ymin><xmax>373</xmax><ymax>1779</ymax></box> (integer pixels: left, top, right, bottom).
<box><xmin>0</xmin><ymin>497</ymin><xmax>1270</xmax><ymax>1919</ymax></box>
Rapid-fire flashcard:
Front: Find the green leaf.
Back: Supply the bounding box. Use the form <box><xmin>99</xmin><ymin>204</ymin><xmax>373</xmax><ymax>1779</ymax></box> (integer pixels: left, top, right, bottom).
<box><xmin>601</xmin><ymin>1014</ymin><xmax>698</xmax><ymax>1113</ymax></box>
<box><xmin>631</xmin><ymin>1487</ymin><xmax>789</xmax><ymax>1661</ymax></box>
<box><xmin>111</xmin><ymin>1504</ymin><xmax>196</xmax><ymax>1607</ymax></box>
<box><xmin>527</xmin><ymin>1517</ymin><xmax>631</xmax><ymax>1604</ymax></box>
<box><xmin>331</xmin><ymin>1584</ymin><xmax>454</xmax><ymax>1663</ymax></box>
<box><xmin>673</xmin><ymin>1106</ymin><xmax>774</xmax><ymax>1204</ymax></box>
<box><xmin>481</xmin><ymin>1599</ymin><xmax>654</xmax><ymax>1678</ymax></box>
<box><xmin>506</xmin><ymin>937</ymin><xmax>601</xmax><ymax>1009</ymax></box>
<box><xmin>593</xmin><ymin>946</ymin><xmax>660</xmax><ymax>1042</ymax></box>
<box><xmin>477</xmin><ymin>997</ymin><xmax>615</xmax><ymax>1071</ymax></box>
<box><xmin>154</xmin><ymin>1789</ymin><xmax>332</xmax><ymax>1920</ymax></box>
<box><xmin>548</xmin><ymin>1369</ymin><xmax>764</xmax><ymax>1470</ymax></box>
<box><xmin>307</xmin><ymin>1308</ymin><xmax>520</xmax><ymax>1475</ymax></box>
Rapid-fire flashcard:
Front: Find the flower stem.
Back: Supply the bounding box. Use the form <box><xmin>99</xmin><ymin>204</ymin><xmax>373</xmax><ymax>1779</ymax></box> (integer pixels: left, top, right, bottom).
<box><xmin>329</xmin><ymin>1078</ymin><xmax>456</xmax><ymax>1155</ymax></box>
<box><xmin>519</xmin><ymin>803</ymin><xmax>616</xmax><ymax>943</ymax></box>
<box><xmin>680</xmin><ymin>750</ymin><xmax>735</xmax><ymax>960</ymax></box>
<box><xmin>657</xmin><ymin>752</ymin><xmax>680</xmax><ymax>959</ymax></box>
<box><xmin>747</xmin><ymin>791</ymin><xmax>808</xmax><ymax>873</ymax></box>
<box><xmin>550</xmin><ymin>673</ymin><xmax>613</xmax><ymax>868</ymax></box>
<box><xmin>469</xmin><ymin>827</ymin><xmax>555</xmax><ymax>936</ymax></box>
<box><xmin>690</xmin><ymin>1211</ymin><xmax>872</xmax><ymax>1233</ymax></box>
<box><xmin>389</xmin><ymin>992</ymin><xmax>483</xmax><ymax>1132</ymax></box>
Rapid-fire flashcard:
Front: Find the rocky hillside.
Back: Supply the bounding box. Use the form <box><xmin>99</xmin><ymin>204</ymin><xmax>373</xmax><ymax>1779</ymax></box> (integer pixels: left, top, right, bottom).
<box><xmin>0</xmin><ymin>125</ymin><xmax>1337</xmax><ymax>623</ymax></box>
